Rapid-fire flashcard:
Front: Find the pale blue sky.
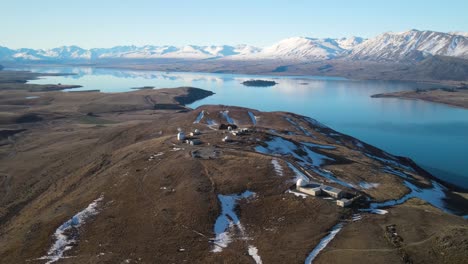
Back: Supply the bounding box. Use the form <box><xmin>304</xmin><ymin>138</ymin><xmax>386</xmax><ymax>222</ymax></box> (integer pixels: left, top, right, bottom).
<box><xmin>2</xmin><ymin>0</ymin><xmax>468</xmax><ymax>49</ymax></box>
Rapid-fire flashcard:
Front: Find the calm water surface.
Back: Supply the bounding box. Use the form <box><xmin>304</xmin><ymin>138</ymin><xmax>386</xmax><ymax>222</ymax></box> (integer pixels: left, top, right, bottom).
<box><xmin>12</xmin><ymin>66</ymin><xmax>468</xmax><ymax>188</ymax></box>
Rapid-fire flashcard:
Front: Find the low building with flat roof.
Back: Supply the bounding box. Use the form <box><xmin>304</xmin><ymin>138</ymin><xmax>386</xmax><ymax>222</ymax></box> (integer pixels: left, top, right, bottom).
<box><xmin>336</xmin><ymin>198</ymin><xmax>352</xmax><ymax>207</ymax></box>
<box><xmin>297</xmin><ymin>186</ymin><xmax>322</xmax><ymax>196</ymax></box>
<box><xmin>296</xmin><ymin>179</ymin><xmax>322</xmax><ymax>196</ymax></box>
<box><xmin>322</xmin><ymin>185</ymin><xmax>343</xmax><ymax>199</ymax></box>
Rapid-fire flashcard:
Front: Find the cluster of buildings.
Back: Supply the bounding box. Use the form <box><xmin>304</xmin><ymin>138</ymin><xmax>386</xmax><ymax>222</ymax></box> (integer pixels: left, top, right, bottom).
<box><xmin>177</xmin><ymin>129</ymin><xmax>202</xmax><ymax>145</ymax></box>
<box><xmin>176</xmin><ymin>125</ymin><xmax>252</xmax><ymax>146</ymax></box>
<box><xmin>295</xmin><ymin>179</ymin><xmax>358</xmax><ymax>207</ymax></box>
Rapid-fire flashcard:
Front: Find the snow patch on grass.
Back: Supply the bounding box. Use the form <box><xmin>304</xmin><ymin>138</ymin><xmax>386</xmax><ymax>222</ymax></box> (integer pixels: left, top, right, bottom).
<box><xmin>256</xmin><ymin>136</ymin><xmax>356</xmax><ymax>189</ymax></box>
<box><xmin>271</xmin><ymin>159</ymin><xmax>283</xmax><ymax>176</ymax></box>
<box><xmin>303</xmin><ymin>117</ymin><xmax>326</xmax><ymax>129</ymax></box>
<box><xmin>370</xmin><ymin>180</ymin><xmax>451</xmax><ymax>213</ymax></box>
<box><xmin>360</xmin><ymin>208</ymin><xmax>388</xmax><ymax>215</ymax></box>
<box><xmin>206</xmin><ymin>119</ymin><xmax>217</xmax><ymax>126</ymax></box>
<box><xmin>382</xmin><ymin>166</ymin><xmax>412</xmax><ymax>180</ymax></box>
<box><xmin>286</xmin><ymin>162</ymin><xmax>308</xmax><ymax>182</ymax></box>
<box><xmin>365</xmin><ymin>153</ymin><xmax>414</xmax><ymax>172</ymax></box>
<box><xmin>352</xmin><ymin>214</ymin><xmax>362</xmax><ymax>221</ymax></box>
<box><xmin>354</xmin><ymin>141</ymin><xmax>364</xmax><ymax>148</ymax></box>
<box><xmin>220</xmin><ymin>110</ymin><xmax>235</xmax><ymax>124</ymax></box>
<box><xmin>301</xmin><ymin>142</ymin><xmax>336</xmax><ymax>149</ymax></box>
<box><xmin>211</xmin><ymin>191</ymin><xmax>262</xmax><ymax>263</ymax></box>
<box><xmin>305</xmin><ymin>223</ymin><xmax>344</xmax><ymax>264</ymax></box>
<box><xmin>248</xmin><ymin>246</ymin><xmax>263</xmax><ymax>264</ymax></box>
<box><xmin>255</xmin><ymin>136</ymin><xmax>333</xmax><ymax>167</ymax></box>
<box><xmin>359</xmin><ymin>181</ymin><xmax>380</xmax><ymax>189</ymax></box>
<box><xmin>248</xmin><ymin>111</ymin><xmax>257</xmax><ymax>125</ymax></box>
<box><xmin>212</xmin><ymin>191</ymin><xmax>254</xmax><ymax>253</ymax></box>
<box><xmin>38</xmin><ymin>195</ymin><xmax>104</xmax><ymax>264</ymax></box>
<box><xmin>310</xmin><ymin>167</ymin><xmax>355</xmax><ymax>189</ymax></box>
<box><xmin>193</xmin><ymin>110</ymin><xmax>205</xmax><ymax>123</ymax></box>
<box><xmin>285</xmin><ymin>117</ymin><xmax>313</xmax><ymax>137</ymax></box>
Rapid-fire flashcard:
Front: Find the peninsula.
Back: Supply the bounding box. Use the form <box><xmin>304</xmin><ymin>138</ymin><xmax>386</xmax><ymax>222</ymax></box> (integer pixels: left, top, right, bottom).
<box><xmin>372</xmin><ymin>86</ymin><xmax>468</xmax><ymax>109</ymax></box>
<box><xmin>0</xmin><ymin>70</ymin><xmax>466</xmax><ymax>264</ymax></box>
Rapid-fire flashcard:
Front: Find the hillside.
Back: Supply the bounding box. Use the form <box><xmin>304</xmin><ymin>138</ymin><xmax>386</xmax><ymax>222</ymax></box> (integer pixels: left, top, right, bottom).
<box><xmin>0</xmin><ymin>73</ymin><xmax>467</xmax><ymax>263</ymax></box>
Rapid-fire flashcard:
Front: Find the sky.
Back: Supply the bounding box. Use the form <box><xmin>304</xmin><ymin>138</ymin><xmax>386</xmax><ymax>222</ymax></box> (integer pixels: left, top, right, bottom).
<box><xmin>2</xmin><ymin>0</ymin><xmax>468</xmax><ymax>49</ymax></box>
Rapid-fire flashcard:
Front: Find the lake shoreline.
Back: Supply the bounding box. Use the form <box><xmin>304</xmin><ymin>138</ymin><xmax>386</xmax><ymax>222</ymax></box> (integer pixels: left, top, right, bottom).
<box><xmin>371</xmin><ymin>88</ymin><xmax>468</xmax><ymax>109</ymax></box>
<box><xmin>1</xmin><ymin>85</ymin><xmax>467</xmax><ymax>263</ymax></box>
<box><xmin>2</xmin><ymin>67</ymin><xmax>467</xmax><ymax>190</ymax></box>
<box><xmin>3</xmin><ymin>62</ymin><xmax>463</xmax><ymax>87</ymax></box>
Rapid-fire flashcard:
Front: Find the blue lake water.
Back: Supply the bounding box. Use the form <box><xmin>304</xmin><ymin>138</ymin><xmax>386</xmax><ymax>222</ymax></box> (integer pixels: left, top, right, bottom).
<box><xmin>11</xmin><ymin>66</ymin><xmax>468</xmax><ymax>189</ymax></box>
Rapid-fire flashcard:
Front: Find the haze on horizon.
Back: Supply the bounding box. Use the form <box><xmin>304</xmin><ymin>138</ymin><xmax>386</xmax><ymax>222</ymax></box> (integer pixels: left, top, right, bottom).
<box><xmin>2</xmin><ymin>0</ymin><xmax>468</xmax><ymax>49</ymax></box>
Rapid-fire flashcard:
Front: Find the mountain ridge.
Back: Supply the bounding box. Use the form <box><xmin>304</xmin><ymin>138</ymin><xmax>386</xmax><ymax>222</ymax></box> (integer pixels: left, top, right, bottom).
<box><xmin>1</xmin><ymin>29</ymin><xmax>468</xmax><ymax>63</ymax></box>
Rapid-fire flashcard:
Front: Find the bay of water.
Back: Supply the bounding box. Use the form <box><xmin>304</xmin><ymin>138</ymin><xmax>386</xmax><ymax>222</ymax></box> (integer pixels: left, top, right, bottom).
<box><xmin>12</xmin><ymin>66</ymin><xmax>468</xmax><ymax>189</ymax></box>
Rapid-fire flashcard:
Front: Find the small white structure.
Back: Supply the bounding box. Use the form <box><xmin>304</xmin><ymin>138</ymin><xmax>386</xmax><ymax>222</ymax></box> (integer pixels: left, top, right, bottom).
<box><xmin>296</xmin><ymin>179</ymin><xmax>322</xmax><ymax>196</ymax></box>
<box><xmin>190</xmin><ymin>129</ymin><xmax>201</xmax><ymax>137</ymax></box>
<box><xmin>228</xmin><ymin>126</ymin><xmax>233</xmax><ymax>131</ymax></box>
<box><xmin>336</xmin><ymin>198</ymin><xmax>352</xmax><ymax>207</ymax></box>
<box><xmin>296</xmin><ymin>179</ymin><xmax>307</xmax><ymax>188</ymax></box>
<box><xmin>177</xmin><ymin>132</ymin><xmax>186</xmax><ymax>141</ymax></box>
<box><xmin>222</xmin><ymin>136</ymin><xmax>231</xmax><ymax>142</ymax></box>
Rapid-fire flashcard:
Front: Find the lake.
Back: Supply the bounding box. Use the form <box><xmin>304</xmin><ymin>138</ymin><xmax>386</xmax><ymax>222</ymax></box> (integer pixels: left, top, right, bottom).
<box><xmin>11</xmin><ymin>66</ymin><xmax>468</xmax><ymax>189</ymax></box>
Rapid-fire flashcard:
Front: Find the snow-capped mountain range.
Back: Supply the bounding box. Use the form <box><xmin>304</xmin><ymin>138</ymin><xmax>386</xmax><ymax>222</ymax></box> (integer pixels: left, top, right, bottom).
<box><xmin>349</xmin><ymin>30</ymin><xmax>468</xmax><ymax>61</ymax></box>
<box><xmin>1</xmin><ymin>30</ymin><xmax>467</xmax><ymax>63</ymax></box>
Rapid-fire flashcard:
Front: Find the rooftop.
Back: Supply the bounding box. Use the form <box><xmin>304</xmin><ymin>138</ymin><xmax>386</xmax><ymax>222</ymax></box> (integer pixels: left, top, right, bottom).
<box><xmin>322</xmin><ymin>186</ymin><xmax>342</xmax><ymax>193</ymax></box>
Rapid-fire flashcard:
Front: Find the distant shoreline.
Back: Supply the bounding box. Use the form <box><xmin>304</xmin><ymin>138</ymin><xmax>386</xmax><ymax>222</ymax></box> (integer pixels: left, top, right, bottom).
<box><xmin>371</xmin><ymin>87</ymin><xmax>468</xmax><ymax>109</ymax></box>
<box><xmin>5</xmin><ymin>63</ymin><xmax>467</xmax><ymax>109</ymax></box>
<box><xmin>3</xmin><ymin>59</ymin><xmax>466</xmax><ymax>87</ymax></box>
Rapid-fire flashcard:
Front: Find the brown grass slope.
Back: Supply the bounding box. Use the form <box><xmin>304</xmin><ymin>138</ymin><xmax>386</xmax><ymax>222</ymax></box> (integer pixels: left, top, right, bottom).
<box><xmin>0</xmin><ymin>82</ymin><xmax>466</xmax><ymax>263</ymax></box>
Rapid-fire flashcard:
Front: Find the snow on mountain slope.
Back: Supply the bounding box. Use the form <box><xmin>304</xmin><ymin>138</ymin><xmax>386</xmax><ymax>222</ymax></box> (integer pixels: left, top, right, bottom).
<box><xmin>11</xmin><ymin>48</ymin><xmax>43</xmax><ymax>61</ymax></box>
<box><xmin>202</xmin><ymin>45</ymin><xmax>260</xmax><ymax>57</ymax></box>
<box><xmin>450</xmin><ymin>32</ymin><xmax>468</xmax><ymax>37</ymax></box>
<box><xmin>38</xmin><ymin>46</ymin><xmax>92</xmax><ymax>60</ymax></box>
<box><xmin>91</xmin><ymin>46</ymin><xmax>141</xmax><ymax>58</ymax></box>
<box><xmin>350</xmin><ymin>30</ymin><xmax>468</xmax><ymax>61</ymax></box>
<box><xmin>0</xmin><ymin>46</ymin><xmax>14</xmax><ymax>60</ymax></box>
<box><xmin>233</xmin><ymin>44</ymin><xmax>262</xmax><ymax>55</ymax></box>
<box><xmin>203</xmin><ymin>45</ymin><xmax>237</xmax><ymax>57</ymax></box>
<box><xmin>157</xmin><ymin>45</ymin><xmax>210</xmax><ymax>59</ymax></box>
<box><xmin>229</xmin><ymin>37</ymin><xmax>346</xmax><ymax>61</ymax></box>
<box><xmin>336</xmin><ymin>36</ymin><xmax>365</xmax><ymax>50</ymax></box>
<box><xmin>12</xmin><ymin>52</ymin><xmax>41</xmax><ymax>60</ymax></box>
<box><xmin>93</xmin><ymin>45</ymin><xmax>259</xmax><ymax>59</ymax></box>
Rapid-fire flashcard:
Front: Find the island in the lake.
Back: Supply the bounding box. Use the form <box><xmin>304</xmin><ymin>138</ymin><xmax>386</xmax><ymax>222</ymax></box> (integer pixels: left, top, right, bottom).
<box><xmin>0</xmin><ymin>69</ymin><xmax>467</xmax><ymax>264</ymax></box>
<box><xmin>242</xmin><ymin>79</ymin><xmax>278</xmax><ymax>87</ymax></box>
<box><xmin>372</xmin><ymin>85</ymin><xmax>468</xmax><ymax>109</ymax></box>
